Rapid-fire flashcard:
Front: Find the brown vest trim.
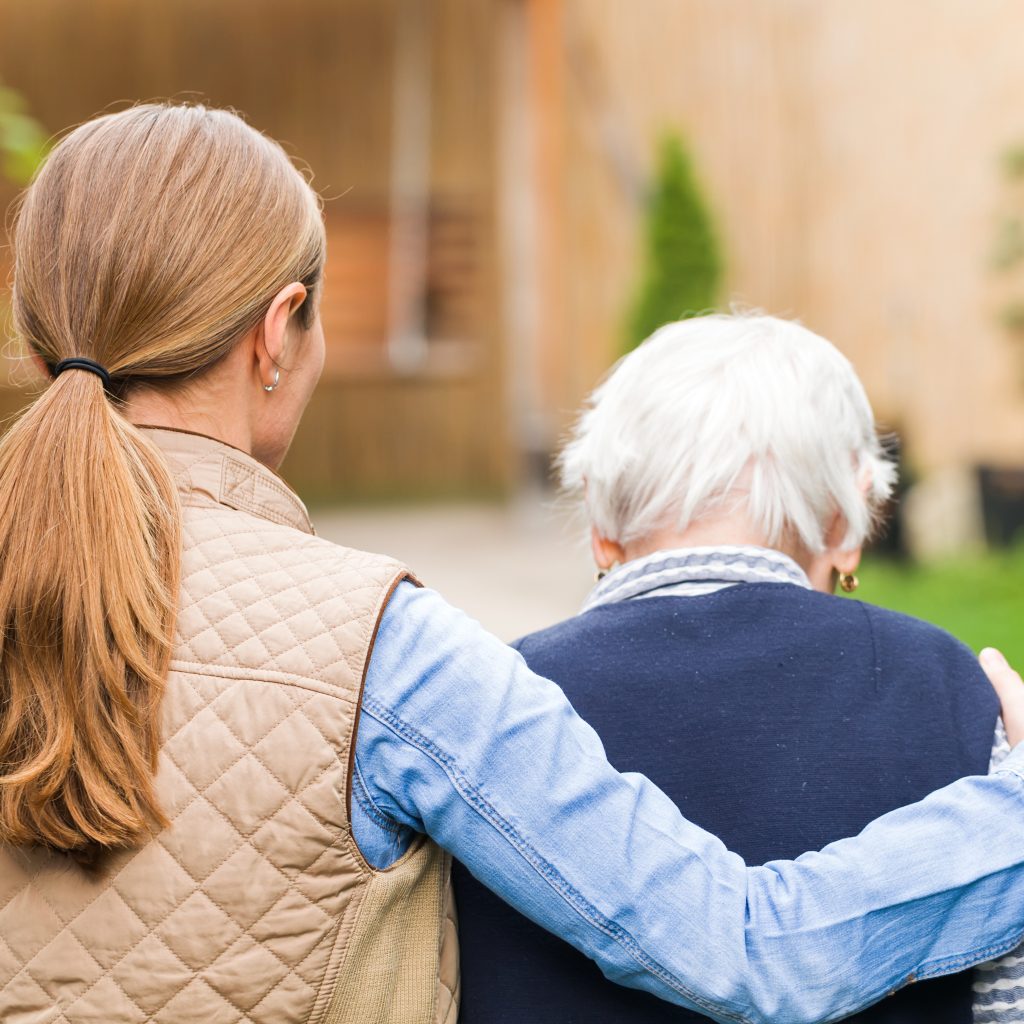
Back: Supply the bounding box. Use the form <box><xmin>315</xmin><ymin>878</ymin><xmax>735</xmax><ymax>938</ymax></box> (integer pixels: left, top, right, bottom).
<box><xmin>344</xmin><ymin>568</ymin><xmax>423</xmax><ymax>860</ymax></box>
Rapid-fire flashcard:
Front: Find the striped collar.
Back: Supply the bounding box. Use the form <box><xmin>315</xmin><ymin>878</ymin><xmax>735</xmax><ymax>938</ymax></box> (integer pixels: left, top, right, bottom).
<box><xmin>583</xmin><ymin>545</ymin><xmax>812</xmax><ymax>612</ymax></box>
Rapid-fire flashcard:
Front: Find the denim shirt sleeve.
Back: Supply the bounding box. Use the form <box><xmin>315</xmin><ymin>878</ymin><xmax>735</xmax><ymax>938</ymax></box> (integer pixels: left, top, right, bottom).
<box><xmin>353</xmin><ymin>581</ymin><xmax>1024</xmax><ymax>1024</ymax></box>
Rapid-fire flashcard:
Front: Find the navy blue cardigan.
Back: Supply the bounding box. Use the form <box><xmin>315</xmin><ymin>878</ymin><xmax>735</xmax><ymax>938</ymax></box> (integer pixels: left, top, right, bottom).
<box><xmin>453</xmin><ymin>584</ymin><xmax>999</xmax><ymax>1023</ymax></box>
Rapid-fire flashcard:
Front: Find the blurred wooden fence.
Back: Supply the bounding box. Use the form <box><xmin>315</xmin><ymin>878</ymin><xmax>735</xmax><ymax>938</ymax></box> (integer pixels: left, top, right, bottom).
<box><xmin>0</xmin><ymin>0</ymin><xmax>511</xmax><ymax>500</ymax></box>
<box><xmin>7</xmin><ymin>0</ymin><xmax>1024</xmax><ymax>504</ymax></box>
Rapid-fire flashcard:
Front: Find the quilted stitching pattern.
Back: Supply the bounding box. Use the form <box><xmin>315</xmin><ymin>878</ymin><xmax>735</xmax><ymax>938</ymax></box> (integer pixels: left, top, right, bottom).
<box><xmin>436</xmin><ymin>874</ymin><xmax>460</xmax><ymax>1024</ymax></box>
<box><xmin>0</xmin><ymin>473</ymin><xmax>409</xmax><ymax>1023</ymax></box>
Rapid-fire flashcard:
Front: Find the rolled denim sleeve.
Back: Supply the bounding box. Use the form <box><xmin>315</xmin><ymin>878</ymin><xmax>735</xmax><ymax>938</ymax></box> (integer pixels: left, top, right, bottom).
<box><xmin>354</xmin><ymin>582</ymin><xmax>1024</xmax><ymax>1024</ymax></box>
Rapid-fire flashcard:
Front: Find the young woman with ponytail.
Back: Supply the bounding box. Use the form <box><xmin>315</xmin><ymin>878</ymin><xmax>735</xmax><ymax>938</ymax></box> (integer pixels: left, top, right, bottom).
<box><xmin>0</xmin><ymin>107</ymin><xmax>323</xmax><ymax>866</ymax></box>
<box><xmin>3</xmin><ymin>104</ymin><xmax>1024</xmax><ymax>1024</ymax></box>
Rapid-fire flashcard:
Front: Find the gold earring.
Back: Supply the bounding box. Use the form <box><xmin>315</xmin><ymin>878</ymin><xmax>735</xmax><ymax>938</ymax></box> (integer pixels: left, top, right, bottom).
<box><xmin>839</xmin><ymin>572</ymin><xmax>859</xmax><ymax>593</ymax></box>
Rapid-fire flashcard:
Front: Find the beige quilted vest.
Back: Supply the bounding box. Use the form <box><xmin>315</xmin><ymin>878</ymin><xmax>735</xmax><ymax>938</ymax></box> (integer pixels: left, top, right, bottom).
<box><xmin>0</xmin><ymin>427</ymin><xmax>459</xmax><ymax>1024</ymax></box>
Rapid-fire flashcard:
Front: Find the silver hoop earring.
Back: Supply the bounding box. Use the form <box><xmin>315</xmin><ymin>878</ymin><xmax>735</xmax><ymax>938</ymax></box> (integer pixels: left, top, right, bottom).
<box><xmin>264</xmin><ymin>369</ymin><xmax>280</xmax><ymax>393</ymax></box>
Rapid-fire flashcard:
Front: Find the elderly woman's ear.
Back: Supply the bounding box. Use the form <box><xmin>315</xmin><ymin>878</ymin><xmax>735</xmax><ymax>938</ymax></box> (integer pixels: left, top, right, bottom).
<box><xmin>591</xmin><ymin>529</ymin><xmax>626</xmax><ymax>577</ymax></box>
<box><xmin>804</xmin><ymin>510</ymin><xmax>862</xmax><ymax>595</ymax></box>
<box><xmin>829</xmin><ymin>466</ymin><xmax>877</xmax><ymax>594</ymax></box>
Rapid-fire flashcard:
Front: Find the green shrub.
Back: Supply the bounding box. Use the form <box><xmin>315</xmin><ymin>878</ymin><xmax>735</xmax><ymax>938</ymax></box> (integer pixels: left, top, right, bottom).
<box><xmin>0</xmin><ymin>83</ymin><xmax>48</xmax><ymax>185</ymax></box>
<box><xmin>625</xmin><ymin>133</ymin><xmax>722</xmax><ymax>352</ymax></box>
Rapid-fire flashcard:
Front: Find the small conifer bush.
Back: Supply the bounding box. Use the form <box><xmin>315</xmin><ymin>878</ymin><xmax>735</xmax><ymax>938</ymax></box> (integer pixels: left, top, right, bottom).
<box><xmin>626</xmin><ymin>133</ymin><xmax>722</xmax><ymax>352</ymax></box>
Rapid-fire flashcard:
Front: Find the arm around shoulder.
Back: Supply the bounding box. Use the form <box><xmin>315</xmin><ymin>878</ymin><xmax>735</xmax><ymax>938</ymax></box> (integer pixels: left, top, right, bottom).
<box><xmin>356</xmin><ymin>583</ymin><xmax>1024</xmax><ymax>1024</ymax></box>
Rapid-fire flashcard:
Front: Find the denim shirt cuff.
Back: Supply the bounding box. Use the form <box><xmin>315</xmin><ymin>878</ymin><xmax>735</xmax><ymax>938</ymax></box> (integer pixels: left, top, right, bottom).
<box><xmin>992</xmin><ymin>743</ymin><xmax>1024</xmax><ymax>781</ymax></box>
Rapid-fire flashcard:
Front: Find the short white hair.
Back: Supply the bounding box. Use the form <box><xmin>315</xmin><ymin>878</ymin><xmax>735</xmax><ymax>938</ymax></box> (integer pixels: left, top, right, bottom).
<box><xmin>559</xmin><ymin>314</ymin><xmax>897</xmax><ymax>553</ymax></box>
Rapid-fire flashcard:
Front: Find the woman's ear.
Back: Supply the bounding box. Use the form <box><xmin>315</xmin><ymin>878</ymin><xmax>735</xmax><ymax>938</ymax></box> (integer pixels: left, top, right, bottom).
<box><xmin>833</xmin><ymin>546</ymin><xmax>862</xmax><ymax>577</ymax></box>
<box><xmin>823</xmin><ymin>466</ymin><xmax>877</xmax><ymax>584</ymax></box>
<box><xmin>254</xmin><ymin>282</ymin><xmax>307</xmax><ymax>389</ymax></box>
<box><xmin>590</xmin><ymin>528</ymin><xmax>626</xmax><ymax>571</ymax></box>
<box><xmin>805</xmin><ymin>511</ymin><xmax>862</xmax><ymax>593</ymax></box>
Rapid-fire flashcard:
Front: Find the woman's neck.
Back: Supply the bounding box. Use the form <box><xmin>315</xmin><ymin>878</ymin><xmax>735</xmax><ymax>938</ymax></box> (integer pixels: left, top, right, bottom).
<box><xmin>620</xmin><ymin>521</ymin><xmax>798</xmax><ymax>565</ymax></box>
<box><xmin>123</xmin><ymin>375</ymin><xmax>254</xmax><ymax>459</ymax></box>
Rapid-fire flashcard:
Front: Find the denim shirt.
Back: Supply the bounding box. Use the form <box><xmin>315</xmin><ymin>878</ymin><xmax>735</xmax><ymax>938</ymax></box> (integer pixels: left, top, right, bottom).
<box><xmin>353</xmin><ymin>581</ymin><xmax>1024</xmax><ymax>1024</ymax></box>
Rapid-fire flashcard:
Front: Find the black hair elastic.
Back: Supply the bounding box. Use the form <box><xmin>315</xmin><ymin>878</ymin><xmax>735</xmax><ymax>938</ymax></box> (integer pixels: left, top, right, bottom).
<box><xmin>52</xmin><ymin>358</ymin><xmax>113</xmax><ymax>390</ymax></box>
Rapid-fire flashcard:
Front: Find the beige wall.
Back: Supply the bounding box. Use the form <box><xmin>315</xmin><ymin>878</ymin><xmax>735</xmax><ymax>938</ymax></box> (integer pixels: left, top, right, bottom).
<box><xmin>544</xmin><ymin>0</ymin><xmax>1024</xmax><ymax>474</ymax></box>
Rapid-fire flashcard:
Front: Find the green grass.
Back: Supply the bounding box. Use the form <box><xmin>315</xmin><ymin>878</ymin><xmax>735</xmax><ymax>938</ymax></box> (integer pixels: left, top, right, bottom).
<box><xmin>849</xmin><ymin>546</ymin><xmax>1024</xmax><ymax>666</ymax></box>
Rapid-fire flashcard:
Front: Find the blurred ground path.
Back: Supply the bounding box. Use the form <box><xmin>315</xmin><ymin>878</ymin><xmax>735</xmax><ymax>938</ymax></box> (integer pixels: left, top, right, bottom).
<box><xmin>313</xmin><ymin>494</ymin><xmax>592</xmax><ymax>641</ymax></box>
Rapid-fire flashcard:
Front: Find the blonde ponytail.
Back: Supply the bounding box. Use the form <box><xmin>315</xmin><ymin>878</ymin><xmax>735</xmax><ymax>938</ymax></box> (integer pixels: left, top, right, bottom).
<box><xmin>0</xmin><ymin>373</ymin><xmax>179</xmax><ymax>859</ymax></box>
<box><xmin>0</xmin><ymin>104</ymin><xmax>325</xmax><ymax>860</ymax></box>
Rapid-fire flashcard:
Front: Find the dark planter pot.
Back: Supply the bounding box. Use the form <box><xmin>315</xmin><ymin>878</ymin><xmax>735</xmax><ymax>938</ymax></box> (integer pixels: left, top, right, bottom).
<box><xmin>978</xmin><ymin>465</ymin><xmax>1024</xmax><ymax>547</ymax></box>
<box><xmin>869</xmin><ymin>432</ymin><xmax>912</xmax><ymax>560</ymax></box>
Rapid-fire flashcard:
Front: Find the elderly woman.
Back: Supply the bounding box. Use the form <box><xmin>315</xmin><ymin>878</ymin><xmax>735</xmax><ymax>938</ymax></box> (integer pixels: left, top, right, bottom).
<box><xmin>454</xmin><ymin>314</ymin><xmax>1008</xmax><ymax>1024</ymax></box>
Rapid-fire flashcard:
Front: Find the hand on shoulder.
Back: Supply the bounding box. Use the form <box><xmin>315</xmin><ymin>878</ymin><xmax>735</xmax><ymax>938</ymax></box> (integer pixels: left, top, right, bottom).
<box><xmin>981</xmin><ymin>648</ymin><xmax>1024</xmax><ymax>746</ymax></box>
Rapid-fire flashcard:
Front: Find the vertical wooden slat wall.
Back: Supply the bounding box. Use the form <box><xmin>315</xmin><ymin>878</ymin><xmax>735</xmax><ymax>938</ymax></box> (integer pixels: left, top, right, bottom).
<box><xmin>546</xmin><ymin>0</ymin><xmax>1024</xmax><ymax>475</ymax></box>
<box><xmin>0</xmin><ymin>0</ymin><xmax>512</xmax><ymax>501</ymax></box>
